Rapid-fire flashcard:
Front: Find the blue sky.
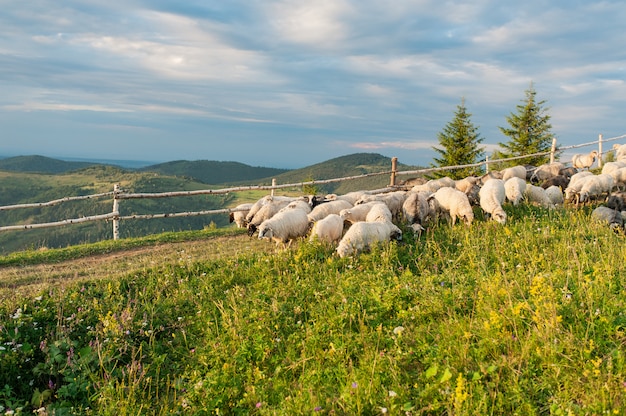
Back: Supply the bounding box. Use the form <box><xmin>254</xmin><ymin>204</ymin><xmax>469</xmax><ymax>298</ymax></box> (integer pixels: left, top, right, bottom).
<box><xmin>1</xmin><ymin>1</ymin><xmax>625</xmax><ymax>169</ymax></box>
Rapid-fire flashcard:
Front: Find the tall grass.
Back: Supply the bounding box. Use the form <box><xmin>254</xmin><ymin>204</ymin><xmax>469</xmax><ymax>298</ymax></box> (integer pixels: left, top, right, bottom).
<box><xmin>1</xmin><ymin>205</ymin><xmax>625</xmax><ymax>414</ymax></box>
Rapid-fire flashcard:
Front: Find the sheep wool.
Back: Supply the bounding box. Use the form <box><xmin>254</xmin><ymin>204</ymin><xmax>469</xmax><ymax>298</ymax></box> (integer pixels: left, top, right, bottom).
<box><xmin>309</xmin><ymin>214</ymin><xmax>345</xmax><ymax>244</ymax></box>
<box><xmin>339</xmin><ymin>201</ymin><xmax>385</xmax><ymax>224</ymax></box>
<box><xmin>432</xmin><ymin>187</ymin><xmax>474</xmax><ymax>225</ymax></box>
<box><xmin>571</xmin><ymin>151</ymin><xmax>598</xmax><ymax>170</ymax></box>
<box><xmin>336</xmin><ymin>221</ymin><xmax>402</xmax><ymax>258</ymax></box>
<box><xmin>544</xmin><ymin>185</ymin><xmax>565</xmax><ymax>206</ymax></box>
<box><xmin>307</xmin><ymin>199</ymin><xmax>353</xmax><ymax>222</ymax></box>
<box><xmin>501</xmin><ymin>165</ymin><xmax>527</xmax><ymax>182</ymax></box>
<box><xmin>591</xmin><ymin>206</ymin><xmax>624</xmax><ymax>231</ymax></box>
<box><xmin>504</xmin><ymin>177</ymin><xmax>526</xmax><ymax>206</ymax></box>
<box><xmin>229</xmin><ymin>203</ymin><xmax>253</xmax><ymax>228</ymax></box>
<box><xmin>479</xmin><ymin>178</ymin><xmax>507</xmax><ymax>224</ymax></box>
<box><xmin>258</xmin><ymin>206</ymin><xmax>310</xmax><ymax>246</ymax></box>
<box><xmin>402</xmin><ymin>191</ymin><xmax>432</xmax><ymax>226</ymax></box>
<box><xmin>524</xmin><ymin>184</ymin><xmax>555</xmax><ymax>209</ymax></box>
<box><xmin>365</xmin><ymin>203</ymin><xmax>393</xmax><ymax>223</ymax></box>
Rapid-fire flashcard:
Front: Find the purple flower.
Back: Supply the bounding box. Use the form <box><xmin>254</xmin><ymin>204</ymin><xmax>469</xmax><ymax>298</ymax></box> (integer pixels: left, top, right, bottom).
<box><xmin>256</xmin><ymin>402</ymin><xmax>262</xmax><ymax>408</ymax></box>
<box><xmin>314</xmin><ymin>406</ymin><xmax>322</xmax><ymax>412</ymax></box>
<box><xmin>352</xmin><ymin>382</ymin><xmax>358</xmax><ymax>389</ymax></box>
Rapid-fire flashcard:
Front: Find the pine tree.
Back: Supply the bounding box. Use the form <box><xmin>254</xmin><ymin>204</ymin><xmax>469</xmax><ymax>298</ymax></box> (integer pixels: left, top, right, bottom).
<box><xmin>497</xmin><ymin>82</ymin><xmax>555</xmax><ymax>167</ymax></box>
<box><xmin>431</xmin><ymin>99</ymin><xmax>484</xmax><ymax>179</ymax></box>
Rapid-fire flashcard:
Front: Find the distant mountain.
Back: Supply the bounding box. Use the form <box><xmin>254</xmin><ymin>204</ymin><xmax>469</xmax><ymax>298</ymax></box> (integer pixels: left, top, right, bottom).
<box><xmin>0</xmin><ymin>155</ymin><xmax>101</xmax><ymax>174</ymax></box>
<box><xmin>139</xmin><ymin>160</ymin><xmax>290</xmax><ymax>184</ymax></box>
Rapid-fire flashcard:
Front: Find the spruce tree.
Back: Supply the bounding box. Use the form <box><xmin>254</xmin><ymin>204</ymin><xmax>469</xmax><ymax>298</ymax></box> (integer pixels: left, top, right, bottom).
<box><xmin>498</xmin><ymin>82</ymin><xmax>555</xmax><ymax>167</ymax></box>
<box><xmin>431</xmin><ymin>98</ymin><xmax>484</xmax><ymax>179</ymax></box>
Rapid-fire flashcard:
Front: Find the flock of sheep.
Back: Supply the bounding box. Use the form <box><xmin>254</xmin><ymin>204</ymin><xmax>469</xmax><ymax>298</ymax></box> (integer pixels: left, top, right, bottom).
<box><xmin>229</xmin><ymin>145</ymin><xmax>626</xmax><ymax>257</ymax></box>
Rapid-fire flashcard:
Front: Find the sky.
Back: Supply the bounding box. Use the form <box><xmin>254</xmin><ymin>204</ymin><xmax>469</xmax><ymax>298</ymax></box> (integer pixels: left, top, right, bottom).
<box><xmin>1</xmin><ymin>1</ymin><xmax>625</xmax><ymax>169</ymax></box>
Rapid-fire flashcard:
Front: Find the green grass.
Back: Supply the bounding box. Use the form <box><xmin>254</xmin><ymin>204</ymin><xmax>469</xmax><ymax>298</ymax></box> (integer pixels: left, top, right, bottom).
<box><xmin>1</xmin><ymin>205</ymin><xmax>626</xmax><ymax>415</ymax></box>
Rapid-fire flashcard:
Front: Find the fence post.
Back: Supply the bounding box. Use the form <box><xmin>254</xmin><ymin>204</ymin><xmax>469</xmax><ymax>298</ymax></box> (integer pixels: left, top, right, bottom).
<box><xmin>550</xmin><ymin>137</ymin><xmax>557</xmax><ymax>164</ymax></box>
<box><xmin>598</xmin><ymin>133</ymin><xmax>603</xmax><ymax>169</ymax></box>
<box><xmin>390</xmin><ymin>157</ymin><xmax>398</xmax><ymax>186</ymax></box>
<box><xmin>112</xmin><ymin>184</ymin><xmax>120</xmax><ymax>240</ymax></box>
<box><xmin>271</xmin><ymin>179</ymin><xmax>276</xmax><ymax>196</ymax></box>
<box><xmin>485</xmin><ymin>155</ymin><xmax>489</xmax><ymax>173</ymax></box>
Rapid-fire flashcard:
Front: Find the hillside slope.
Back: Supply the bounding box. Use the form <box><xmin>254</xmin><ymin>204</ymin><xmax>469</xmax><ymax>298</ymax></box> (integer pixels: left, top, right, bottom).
<box><xmin>0</xmin><ymin>155</ymin><xmax>100</xmax><ymax>174</ymax></box>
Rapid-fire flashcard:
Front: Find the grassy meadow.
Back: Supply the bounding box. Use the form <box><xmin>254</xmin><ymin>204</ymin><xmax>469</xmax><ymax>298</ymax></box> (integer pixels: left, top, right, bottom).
<box><xmin>1</xmin><ymin>204</ymin><xmax>626</xmax><ymax>415</ymax></box>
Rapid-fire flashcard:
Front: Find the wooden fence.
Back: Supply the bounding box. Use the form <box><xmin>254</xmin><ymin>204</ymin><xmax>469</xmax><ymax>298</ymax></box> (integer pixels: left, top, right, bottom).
<box><xmin>1</xmin><ymin>133</ymin><xmax>625</xmax><ymax>240</ymax></box>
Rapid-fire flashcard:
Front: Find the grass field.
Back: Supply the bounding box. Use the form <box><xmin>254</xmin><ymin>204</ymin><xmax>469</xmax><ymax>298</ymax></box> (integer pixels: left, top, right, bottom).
<box><xmin>1</xmin><ymin>204</ymin><xmax>625</xmax><ymax>415</ymax></box>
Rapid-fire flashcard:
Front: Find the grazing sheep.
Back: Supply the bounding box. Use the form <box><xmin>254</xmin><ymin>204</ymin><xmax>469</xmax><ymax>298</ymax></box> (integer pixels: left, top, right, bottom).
<box><xmin>336</xmin><ymin>221</ymin><xmax>402</xmax><ymax>258</ymax></box>
<box><xmin>398</xmin><ymin>177</ymin><xmax>428</xmax><ymax>187</ymax></box>
<box><xmin>501</xmin><ymin>165</ymin><xmax>527</xmax><ymax>182</ymax></box>
<box><xmin>608</xmin><ymin>167</ymin><xmax>626</xmax><ymax>191</ymax></box>
<box><xmin>402</xmin><ymin>191</ymin><xmax>433</xmax><ymax>226</ymax></box>
<box><xmin>431</xmin><ymin>187</ymin><xmax>474</xmax><ymax>225</ymax></box>
<box><xmin>339</xmin><ymin>201</ymin><xmax>385</xmax><ymax>224</ymax></box>
<box><xmin>309</xmin><ymin>214</ymin><xmax>345</xmax><ymax>244</ymax></box>
<box><xmin>247</xmin><ymin>199</ymin><xmax>293</xmax><ymax>235</ymax></box>
<box><xmin>307</xmin><ymin>199</ymin><xmax>353</xmax><ymax>222</ymax></box>
<box><xmin>524</xmin><ymin>184</ymin><xmax>555</xmax><ymax>209</ymax></box>
<box><xmin>571</xmin><ymin>150</ymin><xmax>598</xmax><ymax>170</ymax></box>
<box><xmin>504</xmin><ymin>177</ymin><xmax>526</xmax><ymax>206</ymax></box>
<box><xmin>591</xmin><ymin>206</ymin><xmax>624</xmax><ymax>231</ymax></box>
<box><xmin>246</xmin><ymin>195</ymin><xmax>311</xmax><ymax>225</ymax></box>
<box><xmin>365</xmin><ymin>202</ymin><xmax>393</xmax><ymax>223</ymax></box>
<box><xmin>578</xmin><ymin>174</ymin><xmax>614</xmax><ymax>204</ymax></box>
<box><xmin>564</xmin><ymin>172</ymin><xmax>594</xmax><ymax>204</ymax></box>
<box><xmin>540</xmin><ymin>175</ymin><xmax>570</xmax><ymax>190</ymax></box>
<box><xmin>412</xmin><ymin>177</ymin><xmax>455</xmax><ymax>193</ymax></box>
<box><xmin>258</xmin><ymin>205</ymin><xmax>310</xmax><ymax>246</ymax></box>
<box><xmin>479</xmin><ymin>179</ymin><xmax>507</xmax><ymax>224</ymax></box>
<box><xmin>355</xmin><ymin>191</ymin><xmax>407</xmax><ymax>220</ymax></box>
<box><xmin>229</xmin><ymin>203</ymin><xmax>253</xmax><ymax>228</ymax></box>
<box><xmin>530</xmin><ymin>162</ymin><xmax>565</xmax><ymax>184</ymax></box>
<box><xmin>606</xmin><ymin>192</ymin><xmax>626</xmax><ymax>212</ymax></box>
<box><xmin>544</xmin><ymin>185</ymin><xmax>565</xmax><ymax>206</ymax></box>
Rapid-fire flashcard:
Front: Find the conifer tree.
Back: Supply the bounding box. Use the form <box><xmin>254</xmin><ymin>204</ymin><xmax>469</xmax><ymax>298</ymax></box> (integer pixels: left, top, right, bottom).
<box><xmin>431</xmin><ymin>98</ymin><xmax>484</xmax><ymax>179</ymax></box>
<box><xmin>497</xmin><ymin>82</ymin><xmax>555</xmax><ymax>167</ymax></box>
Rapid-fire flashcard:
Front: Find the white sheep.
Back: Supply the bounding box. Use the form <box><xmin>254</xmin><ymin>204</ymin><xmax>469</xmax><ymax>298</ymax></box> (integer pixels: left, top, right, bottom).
<box><xmin>602</xmin><ymin>161</ymin><xmax>626</xmax><ymax>176</ymax></box>
<box><xmin>257</xmin><ymin>205</ymin><xmax>310</xmax><ymax>246</ymax></box>
<box><xmin>307</xmin><ymin>199</ymin><xmax>353</xmax><ymax>222</ymax></box>
<box><xmin>247</xmin><ymin>199</ymin><xmax>293</xmax><ymax>235</ymax></box>
<box><xmin>246</xmin><ymin>195</ymin><xmax>311</xmax><ymax>224</ymax></box>
<box><xmin>607</xmin><ymin>167</ymin><xmax>626</xmax><ymax>191</ymax></box>
<box><xmin>412</xmin><ymin>177</ymin><xmax>455</xmax><ymax>193</ymax></box>
<box><xmin>479</xmin><ymin>179</ymin><xmax>507</xmax><ymax>224</ymax></box>
<box><xmin>564</xmin><ymin>172</ymin><xmax>594</xmax><ymax>204</ymax></box>
<box><xmin>402</xmin><ymin>191</ymin><xmax>432</xmax><ymax>226</ymax></box>
<box><xmin>355</xmin><ymin>191</ymin><xmax>407</xmax><ymax>220</ymax></box>
<box><xmin>336</xmin><ymin>221</ymin><xmax>402</xmax><ymax>258</ymax></box>
<box><xmin>544</xmin><ymin>185</ymin><xmax>565</xmax><ymax>206</ymax></box>
<box><xmin>578</xmin><ymin>174</ymin><xmax>614</xmax><ymax>204</ymax></box>
<box><xmin>430</xmin><ymin>187</ymin><xmax>474</xmax><ymax>226</ymax></box>
<box><xmin>309</xmin><ymin>214</ymin><xmax>345</xmax><ymax>244</ymax></box>
<box><xmin>571</xmin><ymin>150</ymin><xmax>598</xmax><ymax>170</ymax></box>
<box><xmin>365</xmin><ymin>202</ymin><xmax>393</xmax><ymax>223</ymax></box>
<box><xmin>530</xmin><ymin>162</ymin><xmax>565</xmax><ymax>184</ymax></box>
<box><xmin>501</xmin><ymin>165</ymin><xmax>527</xmax><ymax>182</ymax></box>
<box><xmin>229</xmin><ymin>203</ymin><xmax>253</xmax><ymax>228</ymax></box>
<box><xmin>324</xmin><ymin>191</ymin><xmax>369</xmax><ymax>205</ymax></box>
<box><xmin>339</xmin><ymin>201</ymin><xmax>385</xmax><ymax>224</ymax></box>
<box><xmin>504</xmin><ymin>177</ymin><xmax>527</xmax><ymax>206</ymax></box>
<box><xmin>524</xmin><ymin>184</ymin><xmax>555</xmax><ymax>209</ymax></box>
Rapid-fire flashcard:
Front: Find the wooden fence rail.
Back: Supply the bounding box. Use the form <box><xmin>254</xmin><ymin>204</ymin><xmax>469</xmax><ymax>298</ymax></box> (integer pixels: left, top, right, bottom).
<box><xmin>1</xmin><ymin>133</ymin><xmax>625</xmax><ymax>240</ymax></box>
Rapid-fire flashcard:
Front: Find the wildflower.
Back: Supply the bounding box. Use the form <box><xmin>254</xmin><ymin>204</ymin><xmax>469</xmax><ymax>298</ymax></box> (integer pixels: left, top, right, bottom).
<box><xmin>314</xmin><ymin>406</ymin><xmax>322</xmax><ymax>412</ymax></box>
<box><xmin>389</xmin><ymin>390</ymin><xmax>397</xmax><ymax>397</ymax></box>
<box><xmin>34</xmin><ymin>296</ymin><xmax>43</xmax><ymax>301</ymax></box>
<box><xmin>256</xmin><ymin>402</ymin><xmax>262</xmax><ymax>408</ymax></box>
<box><xmin>11</xmin><ymin>308</ymin><xmax>22</xmax><ymax>319</ymax></box>
<box><xmin>393</xmin><ymin>326</ymin><xmax>405</xmax><ymax>335</ymax></box>
<box><xmin>380</xmin><ymin>407</ymin><xmax>388</xmax><ymax>414</ymax></box>
<box><xmin>352</xmin><ymin>382</ymin><xmax>358</xmax><ymax>389</ymax></box>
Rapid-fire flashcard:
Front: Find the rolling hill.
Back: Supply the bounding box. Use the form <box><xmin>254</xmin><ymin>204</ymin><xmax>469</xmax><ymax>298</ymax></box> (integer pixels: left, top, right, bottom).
<box><xmin>0</xmin><ymin>155</ymin><xmax>101</xmax><ymax>174</ymax></box>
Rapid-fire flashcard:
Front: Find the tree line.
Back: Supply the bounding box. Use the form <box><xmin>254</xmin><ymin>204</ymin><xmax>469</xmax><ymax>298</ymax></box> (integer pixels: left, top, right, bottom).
<box><xmin>431</xmin><ymin>81</ymin><xmax>555</xmax><ymax>179</ymax></box>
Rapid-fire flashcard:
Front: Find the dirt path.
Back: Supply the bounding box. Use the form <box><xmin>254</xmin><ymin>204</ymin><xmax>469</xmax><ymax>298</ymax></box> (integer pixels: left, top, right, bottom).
<box><xmin>0</xmin><ymin>234</ymin><xmax>272</xmax><ymax>303</ymax></box>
